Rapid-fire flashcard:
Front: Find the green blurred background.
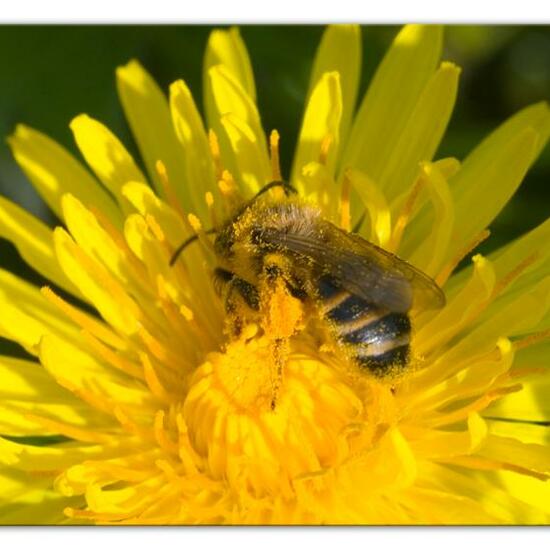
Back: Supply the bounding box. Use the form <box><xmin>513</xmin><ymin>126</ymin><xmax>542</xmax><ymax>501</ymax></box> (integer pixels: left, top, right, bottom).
<box><xmin>0</xmin><ymin>25</ymin><xmax>548</xmax><ymax>294</ymax></box>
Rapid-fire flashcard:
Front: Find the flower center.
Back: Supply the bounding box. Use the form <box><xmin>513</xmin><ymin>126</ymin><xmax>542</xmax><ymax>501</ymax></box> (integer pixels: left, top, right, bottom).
<box><xmin>182</xmin><ymin>314</ymin><xmax>400</xmax><ymax>501</ymax></box>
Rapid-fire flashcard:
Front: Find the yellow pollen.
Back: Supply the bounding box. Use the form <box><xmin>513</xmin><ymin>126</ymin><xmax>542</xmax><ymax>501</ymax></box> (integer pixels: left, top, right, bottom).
<box><xmin>435</xmin><ymin>229</ymin><xmax>491</xmax><ymax>287</ymax></box>
<box><xmin>187</xmin><ymin>213</ymin><xmax>202</xmax><ymax>233</ymax></box>
<box><xmin>260</xmin><ymin>267</ymin><xmax>304</xmax><ymax>340</ymax></box>
<box><xmin>269</xmin><ymin>129</ymin><xmax>282</xmax><ymax>181</ymax></box>
<box><xmin>180</xmin><ymin>305</ymin><xmax>195</xmax><ymax>321</ymax></box>
<box><xmin>205</xmin><ymin>191</ymin><xmax>214</xmax><ymax>208</ymax></box>
<box><xmin>212</xmin><ymin>335</ymin><xmax>274</xmax><ymax>410</ymax></box>
<box><xmin>208</xmin><ymin>129</ymin><xmax>223</xmax><ymax>179</ymax></box>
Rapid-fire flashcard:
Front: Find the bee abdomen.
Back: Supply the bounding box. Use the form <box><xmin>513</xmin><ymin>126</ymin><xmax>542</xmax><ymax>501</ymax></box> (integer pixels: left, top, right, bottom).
<box><xmin>319</xmin><ymin>279</ymin><xmax>411</xmax><ymax>374</ymax></box>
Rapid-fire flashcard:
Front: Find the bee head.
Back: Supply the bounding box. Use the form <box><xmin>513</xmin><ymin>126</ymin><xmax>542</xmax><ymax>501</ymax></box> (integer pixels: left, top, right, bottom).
<box><xmin>171</xmin><ymin>181</ymin><xmax>298</xmax><ymax>266</ymax></box>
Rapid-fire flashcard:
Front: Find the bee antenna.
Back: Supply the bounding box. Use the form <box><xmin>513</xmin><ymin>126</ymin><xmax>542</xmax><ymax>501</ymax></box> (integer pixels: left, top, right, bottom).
<box><xmin>254</xmin><ymin>180</ymin><xmax>298</xmax><ymax>199</ymax></box>
<box><xmin>170</xmin><ymin>228</ymin><xmax>217</xmax><ymax>266</ymax></box>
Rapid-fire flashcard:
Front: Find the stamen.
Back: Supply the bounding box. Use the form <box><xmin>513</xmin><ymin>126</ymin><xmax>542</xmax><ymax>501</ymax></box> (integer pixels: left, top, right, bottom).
<box><xmin>139</xmin><ymin>353</ymin><xmax>174</xmax><ymax>403</ymax></box>
<box><xmin>208</xmin><ymin>129</ymin><xmax>223</xmax><ymax>179</ymax></box>
<box><xmin>145</xmin><ymin>213</ymin><xmax>165</xmax><ymax>242</ymax></box>
<box><xmin>70</xmin><ymin>243</ymin><xmax>143</xmax><ymax>323</ymax></box>
<box><xmin>153</xmin><ymin>410</ymin><xmax>178</xmax><ymax>453</ymax></box>
<box><xmin>81</xmin><ymin>330</ymin><xmax>143</xmax><ymax>379</ymax></box>
<box><xmin>24</xmin><ymin>413</ymin><xmax>112</xmax><ymax>444</ymax></box>
<box><xmin>155</xmin><ymin>160</ymin><xmax>185</xmax><ymax>219</ymax></box>
<box><xmin>270</xmin><ymin>130</ymin><xmax>282</xmax><ymax>181</ymax></box>
<box><xmin>89</xmin><ymin>206</ymin><xmax>149</xmax><ymax>284</ymax></box>
<box><xmin>175</xmin><ymin>413</ymin><xmax>200</xmax><ymax>474</ymax></box>
<box><xmin>513</xmin><ymin>329</ymin><xmax>550</xmax><ymax>352</ymax></box>
<box><xmin>219</xmin><ymin>170</ymin><xmax>237</xmax><ymax>196</ymax></box>
<box><xmin>187</xmin><ymin>213</ymin><xmax>202</xmax><ymax>234</ymax></box>
<box><xmin>319</xmin><ymin>134</ymin><xmax>333</xmax><ymax>166</ymax></box>
<box><xmin>340</xmin><ymin>171</ymin><xmax>352</xmax><ymax>231</ymax></box>
<box><xmin>449</xmin><ymin>455</ymin><xmax>549</xmax><ymax>482</ymax></box>
<box><xmin>180</xmin><ymin>305</ymin><xmax>194</xmax><ymax>322</ymax></box>
<box><xmin>435</xmin><ymin>229</ymin><xmax>491</xmax><ymax>287</ymax></box>
<box><xmin>113</xmin><ymin>406</ymin><xmax>151</xmax><ymax>439</ymax></box>
<box><xmin>138</xmin><ymin>327</ymin><xmax>181</xmax><ymax>372</ymax></box>
<box><xmin>388</xmin><ymin>173</ymin><xmax>425</xmax><ymax>253</ymax></box>
<box><xmin>427</xmin><ymin>384</ymin><xmax>523</xmax><ymax>428</ymax></box>
<box><xmin>182</xmin><ymin>213</ymin><xmax>215</xmax><ymax>257</ymax></box>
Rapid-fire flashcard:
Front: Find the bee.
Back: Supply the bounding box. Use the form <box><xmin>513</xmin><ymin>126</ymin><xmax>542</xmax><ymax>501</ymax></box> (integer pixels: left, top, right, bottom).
<box><xmin>171</xmin><ymin>181</ymin><xmax>445</xmax><ymax>394</ymax></box>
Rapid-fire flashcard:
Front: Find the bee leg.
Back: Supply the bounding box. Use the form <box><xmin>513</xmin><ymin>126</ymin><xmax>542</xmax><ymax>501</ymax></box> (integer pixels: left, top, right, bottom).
<box><xmin>260</xmin><ymin>257</ymin><xmax>305</xmax><ymax>410</ymax></box>
<box><xmin>213</xmin><ymin>268</ymin><xmax>259</xmax><ymax>338</ymax></box>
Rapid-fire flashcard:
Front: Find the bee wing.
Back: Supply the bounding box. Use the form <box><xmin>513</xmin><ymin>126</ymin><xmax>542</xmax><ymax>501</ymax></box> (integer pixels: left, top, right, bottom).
<box><xmin>261</xmin><ymin>221</ymin><xmax>445</xmax><ymax>313</ymax></box>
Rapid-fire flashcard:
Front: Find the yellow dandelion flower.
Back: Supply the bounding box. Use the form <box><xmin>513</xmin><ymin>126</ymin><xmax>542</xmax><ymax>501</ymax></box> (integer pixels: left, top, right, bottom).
<box><xmin>1</xmin><ymin>25</ymin><xmax>549</xmax><ymax>525</ymax></box>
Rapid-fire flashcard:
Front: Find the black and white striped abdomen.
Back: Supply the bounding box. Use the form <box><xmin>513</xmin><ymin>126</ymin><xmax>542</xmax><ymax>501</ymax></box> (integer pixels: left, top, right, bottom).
<box><xmin>317</xmin><ymin>275</ymin><xmax>411</xmax><ymax>375</ymax></box>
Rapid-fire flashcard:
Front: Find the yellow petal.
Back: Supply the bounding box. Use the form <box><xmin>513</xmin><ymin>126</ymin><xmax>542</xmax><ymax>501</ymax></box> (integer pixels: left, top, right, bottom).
<box><xmin>204</xmin><ymin>27</ymin><xmax>256</xmax><ymax>102</ymax></box>
<box><xmin>407</xmin><ymin>161</ymin><xmax>455</xmax><ymax>276</ymax></box>
<box><xmin>116</xmin><ymin>60</ymin><xmax>190</xmax><ymax>210</ymax></box>
<box><xmin>70</xmin><ymin>114</ymin><xmax>147</xmax><ymax>206</ymax></box>
<box><xmin>341</xmin><ymin>25</ymin><xmax>443</xmax><ymax>181</ymax></box>
<box><xmin>0</xmin><ymin>468</ymin><xmax>77</xmax><ymax>525</ymax></box>
<box><xmin>0</xmin><ymin>196</ymin><xmax>79</xmax><ymax>297</ymax></box>
<box><xmin>61</xmin><ymin>194</ymin><xmax>152</xmax><ymax>304</ymax></box>
<box><xmin>490</xmin><ymin>217</ymin><xmax>550</xmax><ymax>294</ymax></box>
<box><xmin>487</xmin><ymin>419</ymin><xmax>550</xmax><ymax>445</ymax></box>
<box><xmin>494</xmin><ymin>470</ymin><xmax>550</xmax><ymax>517</ymax></box>
<box><xmin>0</xmin><ymin>436</ymin><xmax>111</xmax><ymax>472</ymax></box>
<box><xmin>380</xmin><ymin>61</ymin><xmax>460</xmax><ymax>202</ymax></box>
<box><xmin>220</xmin><ymin>113</ymin><xmax>271</xmax><ymax>195</ymax></box>
<box><xmin>443</xmin><ymin>276</ymin><xmax>549</xmax><ymax>364</ymax></box>
<box><xmin>39</xmin><ymin>334</ymin><xmax>155</xmax><ymax>414</ymax></box>
<box><xmin>444</xmin><ymin>104</ymin><xmax>550</xmax><ymax>266</ymax></box>
<box><xmin>0</xmin><ymin>268</ymin><xmax>79</xmax><ymax>355</ymax></box>
<box><xmin>204</xmin><ymin>64</ymin><xmax>269</xmax><ymax>193</ymax></box>
<box><xmin>307</xmin><ymin>25</ymin><xmax>361</xmax><ymax>149</ymax></box>
<box><xmin>121</xmin><ymin>181</ymin><xmax>187</xmax><ymax>247</ymax></box>
<box><xmin>420</xmin><ymin>461</ymin><xmax>546</xmax><ymax>523</ymax></box>
<box><xmin>462</xmin><ymin>101</ymin><xmax>550</xmax><ymax>172</ymax></box>
<box><xmin>7</xmin><ymin>125</ymin><xmax>121</xmax><ymax>227</ymax></box>
<box><xmin>291</xmin><ymin>71</ymin><xmax>342</xmax><ymax>197</ymax></box>
<box><xmin>399</xmin><ymin>486</ymin><xmax>500</xmax><ymax>524</ymax></box>
<box><xmin>485</xmin><ymin>372</ymin><xmax>550</xmax><ymax>423</ymax></box>
<box><xmin>415</xmin><ymin>254</ymin><xmax>495</xmax><ymax>359</ymax></box>
<box><xmin>53</xmin><ymin>227</ymin><xmax>141</xmax><ymax>335</ymax></box>
<box><xmin>0</xmin><ymin>355</ymin><xmax>109</xmax><ymax>436</ymax></box>
<box><xmin>170</xmin><ymin>79</ymin><xmax>217</xmax><ymax>219</ymax></box>
<box><xmin>346</xmin><ymin>168</ymin><xmax>391</xmax><ymax>247</ymax></box>
<box><xmin>479</xmin><ymin>434</ymin><xmax>550</xmax><ymax>475</ymax></box>
<box><xmin>447</xmin><ymin>216</ymin><xmax>550</xmax><ymax>307</ymax></box>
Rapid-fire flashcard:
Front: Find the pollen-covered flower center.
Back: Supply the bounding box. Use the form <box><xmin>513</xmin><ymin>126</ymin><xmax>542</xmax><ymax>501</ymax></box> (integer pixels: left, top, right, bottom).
<box><xmin>182</xmin><ymin>315</ymin><xmax>402</xmax><ymax>497</ymax></box>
